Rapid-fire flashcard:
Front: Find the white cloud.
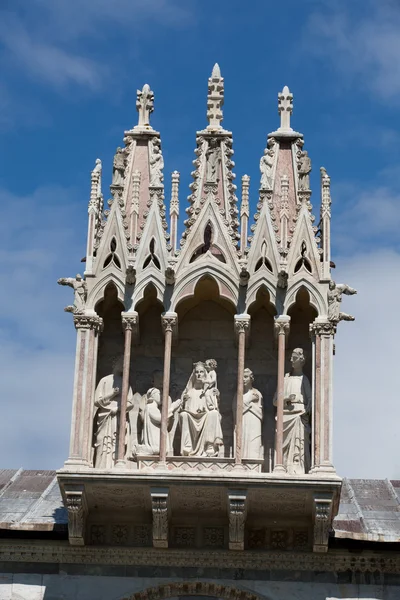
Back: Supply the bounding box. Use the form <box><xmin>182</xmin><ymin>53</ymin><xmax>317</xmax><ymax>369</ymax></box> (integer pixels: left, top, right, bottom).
<box><xmin>333</xmin><ymin>249</ymin><xmax>400</xmax><ymax>478</ymax></box>
<box><xmin>306</xmin><ymin>1</ymin><xmax>400</xmax><ymax>103</ymax></box>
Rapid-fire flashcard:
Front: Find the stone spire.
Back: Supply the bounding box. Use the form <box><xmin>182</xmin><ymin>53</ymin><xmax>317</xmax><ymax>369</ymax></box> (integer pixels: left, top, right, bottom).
<box><xmin>170</xmin><ymin>171</ymin><xmax>180</xmax><ymax>251</ymax></box>
<box><xmin>207</xmin><ymin>63</ymin><xmax>224</xmax><ymax>129</ymax></box>
<box><xmin>135</xmin><ymin>84</ymin><xmax>154</xmax><ymax>129</ymax></box>
<box><xmin>240</xmin><ymin>175</ymin><xmax>250</xmax><ymax>254</ymax></box>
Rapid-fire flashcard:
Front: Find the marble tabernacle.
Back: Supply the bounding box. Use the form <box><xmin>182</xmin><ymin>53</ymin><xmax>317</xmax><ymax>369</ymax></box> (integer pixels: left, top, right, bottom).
<box><xmin>54</xmin><ymin>65</ymin><xmax>356</xmax><ymax>554</ymax></box>
<box><xmin>5</xmin><ymin>66</ymin><xmax>397</xmax><ymax>600</ymax></box>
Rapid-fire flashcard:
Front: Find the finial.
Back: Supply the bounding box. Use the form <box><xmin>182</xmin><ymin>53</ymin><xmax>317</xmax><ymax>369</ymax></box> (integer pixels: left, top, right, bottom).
<box><xmin>212</xmin><ymin>63</ymin><xmax>221</xmax><ymax>78</ymax></box>
<box><xmin>241</xmin><ymin>175</ymin><xmax>250</xmax><ymax>217</ymax></box>
<box><xmin>207</xmin><ymin>63</ymin><xmax>224</xmax><ymax>129</ymax></box>
<box><xmin>278</xmin><ymin>85</ymin><xmax>293</xmax><ymax>131</ymax></box>
<box><xmin>92</xmin><ymin>158</ymin><xmax>102</xmax><ymax>175</ymax></box>
<box><xmin>136</xmin><ymin>83</ymin><xmax>154</xmax><ymax>128</ymax></box>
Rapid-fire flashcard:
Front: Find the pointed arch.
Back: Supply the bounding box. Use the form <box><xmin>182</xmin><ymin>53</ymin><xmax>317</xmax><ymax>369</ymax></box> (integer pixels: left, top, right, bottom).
<box><xmin>95</xmin><ymin>282</ymin><xmax>125</xmax><ymax>382</ymax></box>
<box><xmin>87</xmin><ymin>271</ymin><xmax>125</xmax><ymax>309</ymax></box>
<box><xmin>284</xmin><ymin>279</ymin><xmax>326</xmax><ymax>316</ymax></box>
<box><xmin>132</xmin><ymin>271</ymin><xmax>165</xmax><ymax>309</ymax></box>
<box><xmin>170</xmin><ymin>261</ymin><xmax>238</xmax><ymax>312</ymax></box>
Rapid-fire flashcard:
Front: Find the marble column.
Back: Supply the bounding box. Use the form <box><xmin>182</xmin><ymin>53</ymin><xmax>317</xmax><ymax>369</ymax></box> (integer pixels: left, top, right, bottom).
<box><xmin>66</xmin><ymin>314</ymin><xmax>103</xmax><ymax>468</ymax></box>
<box><xmin>273</xmin><ymin>316</ymin><xmax>290</xmax><ymax>474</ymax></box>
<box><xmin>115</xmin><ymin>312</ymin><xmax>138</xmax><ymax>467</ymax></box>
<box><xmin>159</xmin><ymin>312</ymin><xmax>178</xmax><ymax>463</ymax></box>
<box><xmin>234</xmin><ymin>314</ymin><xmax>250</xmax><ymax>466</ymax></box>
<box><xmin>310</xmin><ymin>319</ymin><xmax>336</xmax><ymax>473</ymax></box>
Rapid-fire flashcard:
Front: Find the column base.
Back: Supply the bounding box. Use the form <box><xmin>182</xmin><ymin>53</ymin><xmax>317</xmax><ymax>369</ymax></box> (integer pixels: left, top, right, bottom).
<box><xmin>310</xmin><ymin>463</ymin><xmax>337</xmax><ymax>477</ymax></box>
<box><xmin>232</xmin><ymin>462</ymin><xmax>245</xmax><ymax>471</ymax></box>
<box><xmin>64</xmin><ymin>458</ymin><xmax>91</xmax><ymax>470</ymax></box>
<box><xmin>114</xmin><ymin>459</ymin><xmax>128</xmax><ymax>470</ymax></box>
<box><xmin>154</xmin><ymin>460</ymin><xmax>169</xmax><ymax>472</ymax></box>
<box><xmin>273</xmin><ymin>464</ymin><xmax>287</xmax><ymax>475</ymax></box>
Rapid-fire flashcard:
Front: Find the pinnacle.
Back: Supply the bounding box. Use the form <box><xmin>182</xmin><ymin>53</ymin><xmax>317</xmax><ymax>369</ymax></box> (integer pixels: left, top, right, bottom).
<box><xmin>212</xmin><ymin>63</ymin><xmax>221</xmax><ymax>78</ymax></box>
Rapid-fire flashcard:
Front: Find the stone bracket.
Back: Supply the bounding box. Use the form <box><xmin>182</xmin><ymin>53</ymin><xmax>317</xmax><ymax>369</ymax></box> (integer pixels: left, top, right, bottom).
<box><xmin>150</xmin><ymin>487</ymin><xmax>169</xmax><ymax>548</ymax></box>
<box><xmin>313</xmin><ymin>492</ymin><xmax>333</xmax><ymax>553</ymax></box>
<box><xmin>227</xmin><ymin>490</ymin><xmax>247</xmax><ymax>551</ymax></box>
<box><xmin>65</xmin><ymin>484</ymin><xmax>88</xmax><ymax>546</ymax></box>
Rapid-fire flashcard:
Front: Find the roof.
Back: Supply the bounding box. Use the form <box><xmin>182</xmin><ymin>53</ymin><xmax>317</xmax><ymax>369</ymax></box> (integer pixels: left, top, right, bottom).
<box><xmin>0</xmin><ymin>470</ymin><xmax>399</xmax><ymax>542</ymax></box>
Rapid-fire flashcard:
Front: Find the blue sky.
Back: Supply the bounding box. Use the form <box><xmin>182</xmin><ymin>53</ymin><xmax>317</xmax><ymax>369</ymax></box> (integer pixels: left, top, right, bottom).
<box><xmin>1</xmin><ymin>0</ymin><xmax>400</xmax><ymax>477</ymax></box>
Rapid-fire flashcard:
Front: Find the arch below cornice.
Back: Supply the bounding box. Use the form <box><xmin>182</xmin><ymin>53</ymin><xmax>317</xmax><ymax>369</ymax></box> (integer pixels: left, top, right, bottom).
<box><xmin>125</xmin><ymin>582</ymin><xmax>267</xmax><ymax>600</ymax></box>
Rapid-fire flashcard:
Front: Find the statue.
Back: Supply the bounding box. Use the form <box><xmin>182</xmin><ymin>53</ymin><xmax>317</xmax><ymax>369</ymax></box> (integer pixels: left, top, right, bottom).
<box><xmin>274</xmin><ymin>348</ymin><xmax>311</xmax><ymax>475</ymax></box>
<box><xmin>205</xmin><ymin>358</ymin><xmax>218</xmax><ymax>391</ymax></box>
<box><xmin>179</xmin><ymin>361</ymin><xmax>223</xmax><ymax>457</ymax></box>
<box><xmin>57</xmin><ymin>274</ymin><xmax>87</xmax><ymax>314</ymax></box>
<box><xmin>93</xmin><ymin>356</ymin><xmax>133</xmax><ymax>469</ymax></box>
<box><xmin>205</xmin><ymin>139</ymin><xmax>220</xmax><ymax>183</ymax></box>
<box><xmin>298</xmin><ymin>151</ymin><xmax>312</xmax><ymax>191</ymax></box>
<box><xmin>236</xmin><ymin>368</ymin><xmax>263</xmax><ymax>459</ymax></box>
<box><xmin>149</xmin><ymin>139</ymin><xmax>164</xmax><ymax>187</ymax></box>
<box><xmin>112</xmin><ymin>147</ymin><xmax>125</xmax><ymax>187</ymax></box>
<box><xmin>328</xmin><ymin>281</ymin><xmax>357</xmax><ymax>323</ymax></box>
<box><xmin>259</xmin><ymin>147</ymin><xmax>274</xmax><ymax>190</ymax></box>
<box><xmin>134</xmin><ymin>371</ymin><xmax>181</xmax><ymax>456</ymax></box>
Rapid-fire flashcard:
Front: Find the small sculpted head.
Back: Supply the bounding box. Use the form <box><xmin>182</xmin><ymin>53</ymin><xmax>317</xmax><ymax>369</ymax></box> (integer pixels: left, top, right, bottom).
<box><xmin>205</xmin><ymin>359</ymin><xmax>217</xmax><ymax>372</ymax></box>
<box><xmin>290</xmin><ymin>348</ymin><xmax>305</xmax><ymax>371</ymax></box>
<box><xmin>243</xmin><ymin>368</ymin><xmax>254</xmax><ymax>389</ymax></box>
<box><xmin>148</xmin><ymin>388</ymin><xmax>161</xmax><ymax>406</ymax></box>
<box><xmin>193</xmin><ymin>362</ymin><xmax>207</xmax><ymax>384</ymax></box>
<box><xmin>76</xmin><ymin>273</ymin><xmax>82</xmax><ymax>281</ymax></box>
<box><xmin>329</xmin><ymin>280</ymin><xmax>335</xmax><ymax>290</ymax></box>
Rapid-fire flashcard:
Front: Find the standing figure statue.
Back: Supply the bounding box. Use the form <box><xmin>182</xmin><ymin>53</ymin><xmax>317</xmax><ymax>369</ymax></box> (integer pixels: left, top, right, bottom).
<box><xmin>149</xmin><ymin>140</ymin><xmax>164</xmax><ymax>187</ymax></box>
<box><xmin>205</xmin><ymin>139</ymin><xmax>220</xmax><ymax>183</ymax></box>
<box><xmin>112</xmin><ymin>147</ymin><xmax>125</xmax><ymax>186</ymax></box>
<box><xmin>179</xmin><ymin>361</ymin><xmax>223</xmax><ymax>457</ymax></box>
<box><xmin>57</xmin><ymin>274</ymin><xmax>87</xmax><ymax>314</ymax></box>
<box><xmin>274</xmin><ymin>348</ymin><xmax>311</xmax><ymax>475</ymax></box>
<box><xmin>298</xmin><ymin>151</ymin><xmax>312</xmax><ymax>191</ymax></box>
<box><xmin>134</xmin><ymin>371</ymin><xmax>181</xmax><ymax>456</ymax></box>
<box><xmin>259</xmin><ymin>147</ymin><xmax>274</xmax><ymax>190</ymax></box>
<box><xmin>93</xmin><ymin>356</ymin><xmax>133</xmax><ymax>469</ymax></box>
<box><xmin>235</xmin><ymin>368</ymin><xmax>263</xmax><ymax>459</ymax></box>
<box><xmin>328</xmin><ymin>281</ymin><xmax>357</xmax><ymax>323</ymax></box>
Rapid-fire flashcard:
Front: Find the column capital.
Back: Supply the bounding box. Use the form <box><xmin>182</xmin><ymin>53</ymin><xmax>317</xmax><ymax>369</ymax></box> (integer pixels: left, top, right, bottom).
<box><xmin>234</xmin><ymin>313</ymin><xmax>250</xmax><ymax>334</ymax></box>
<box><xmin>310</xmin><ymin>319</ymin><xmax>336</xmax><ymax>337</ymax></box>
<box><xmin>73</xmin><ymin>313</ymin><xmax>103</xmax><ymax>333</ymax></box>
<box><xmin>161</xmin><ymin>312</ymin><xmax>178</xmax><ymax>334</ymax></box>
<box><xmin>121</xmin><ymin>311</ymin><xmax>139</xmax><ymax>333</ymax></box>
<box><xmin>274</xmin><ymin>315</ymin><xmax>290</xmax><ymax>338</ymax></box>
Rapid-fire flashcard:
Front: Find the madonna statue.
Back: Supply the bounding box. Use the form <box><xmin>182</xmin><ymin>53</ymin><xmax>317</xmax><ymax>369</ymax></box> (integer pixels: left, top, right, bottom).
<box><xmin>179</xmin><ymin>361</ymin><xmax>223</xmax><ymax>457</ymax></box>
